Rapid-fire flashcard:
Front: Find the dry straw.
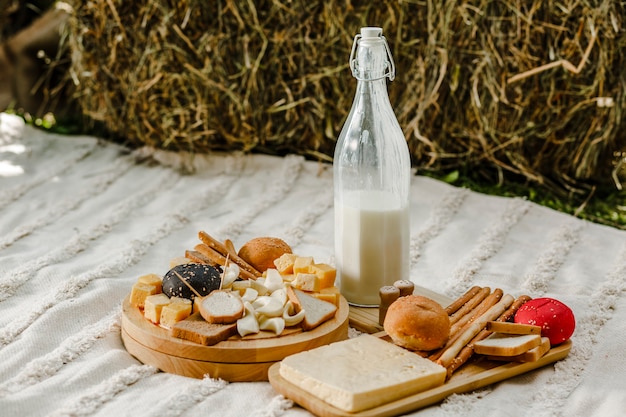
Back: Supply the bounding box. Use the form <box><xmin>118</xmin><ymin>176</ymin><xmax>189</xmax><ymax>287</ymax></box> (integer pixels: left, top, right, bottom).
<box><xmin>65</xmin><ymin>0</ymin><xmax>625</xmax><ymax>195</ymax></box>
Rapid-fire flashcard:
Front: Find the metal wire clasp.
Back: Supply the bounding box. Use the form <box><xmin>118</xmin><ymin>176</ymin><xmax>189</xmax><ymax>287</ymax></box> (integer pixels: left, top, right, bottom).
<box><xmin>349</xmin><ymin>32</ymin><xmax>396</xmax><ymax>82</ymax></box>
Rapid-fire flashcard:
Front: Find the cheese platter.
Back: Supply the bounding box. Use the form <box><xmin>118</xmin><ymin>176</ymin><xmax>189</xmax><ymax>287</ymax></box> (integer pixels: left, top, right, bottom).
<box><xmin>121</xmin><ymin>293</ymin><xmax>349</xmax><ymax>381</ymax></box>
<box><xmin>118</xmin><ymin>230</ymin><xmax>573</xmax><ymax>414</ymax></box>
<box><xmin>120</xmin><ymin>231</ymin><xmax>352</xmax><ymax>382</ymax></box>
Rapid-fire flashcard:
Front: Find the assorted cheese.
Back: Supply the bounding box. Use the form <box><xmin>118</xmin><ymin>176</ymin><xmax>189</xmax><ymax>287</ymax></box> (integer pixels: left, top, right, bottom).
<box><xmin>126</xmin><ymin>242</ymin><xmax>567</xmax><ymax>414</ymax></box>
<box><xmin>226</xmin><ymin>254</ymin><xmax>338</xmax><ymax>337</ymax></box>
<box><xmin>129</xmin><ymin>253</ymin><xmax>339</xmax><ymax>339</ymax></box>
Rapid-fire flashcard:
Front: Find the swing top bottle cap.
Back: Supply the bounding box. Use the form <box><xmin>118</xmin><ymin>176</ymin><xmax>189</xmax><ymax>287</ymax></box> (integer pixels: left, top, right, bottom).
<box><xmin>360</xmin><ymin>27</ymin><xmax>383</xmax><ymax>39</ymax></box>
<box><xmin>350</xmin><ymin>27</ymin><xmax>395</xmax><ymax>81</ymax></box>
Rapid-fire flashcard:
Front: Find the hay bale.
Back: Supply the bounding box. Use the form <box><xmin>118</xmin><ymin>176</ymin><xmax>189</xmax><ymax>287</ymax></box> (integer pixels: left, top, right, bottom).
<box><xmin>66</xmin><ymin>0</ymin><xmax>626</xmax><ymax>194</ymax></box>
<box><xmin>0</xmin><ymin>0</ymin><xmax>56</xmax><ymax>41</ymax></box>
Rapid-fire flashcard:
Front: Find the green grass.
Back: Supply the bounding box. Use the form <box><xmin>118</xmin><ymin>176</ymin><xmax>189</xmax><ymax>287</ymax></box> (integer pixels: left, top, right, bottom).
<box><xmin>427</xmin><ymin>169</ymin><xmax>626</xmax><ymax>230</ymax></box>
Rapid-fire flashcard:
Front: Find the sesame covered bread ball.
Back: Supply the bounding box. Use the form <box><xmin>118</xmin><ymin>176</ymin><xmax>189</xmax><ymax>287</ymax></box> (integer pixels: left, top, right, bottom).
<box><xmin>162</xmin><ymin>263</ymin><xmax>222</xmax><ymax>301</ymax></box>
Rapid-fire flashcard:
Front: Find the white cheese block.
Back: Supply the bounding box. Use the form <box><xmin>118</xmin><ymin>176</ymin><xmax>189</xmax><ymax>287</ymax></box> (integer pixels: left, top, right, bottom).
<box><xmin>279</xmin><ymin>334</ymin><xmax>447</xmax><ymax>412</ymax></box>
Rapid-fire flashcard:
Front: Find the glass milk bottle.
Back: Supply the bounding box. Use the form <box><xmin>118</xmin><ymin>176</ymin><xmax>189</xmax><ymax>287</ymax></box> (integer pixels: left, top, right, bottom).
<box><xmin>334</xmin><ymin>27</ymin><xmax>411</xmax><ymax>307</ymax></box>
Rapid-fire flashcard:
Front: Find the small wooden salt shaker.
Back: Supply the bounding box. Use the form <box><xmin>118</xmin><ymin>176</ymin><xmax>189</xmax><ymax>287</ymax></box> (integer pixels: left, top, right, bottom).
<box><xmin>393</xmin><ymin>279</ymin><xmax>414</xmax><ymax>297</ymax></box>
<box><xmin>379</xmin><ymin>286</ymin><xmax>400</xmax><ymax>326</ymax></box>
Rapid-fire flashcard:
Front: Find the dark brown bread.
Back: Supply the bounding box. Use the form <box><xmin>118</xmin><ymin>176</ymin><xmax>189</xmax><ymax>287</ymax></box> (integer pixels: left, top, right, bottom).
<box><xmin>170</xmin><ymin>313</ymin><xmax>237</xmax><ymax>346</ymax></box>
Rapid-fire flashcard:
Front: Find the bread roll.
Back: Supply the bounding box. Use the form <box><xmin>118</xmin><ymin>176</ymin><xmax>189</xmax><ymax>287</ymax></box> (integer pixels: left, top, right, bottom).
<box><xmin>383</xmin><ymin>295</ymin><xmax>450</xmax><ymax>351</ymax></box>
<box><xmin>237</xmin><ymin>237</ymin><xmax>292</xmax><ymax>272</ymax></box>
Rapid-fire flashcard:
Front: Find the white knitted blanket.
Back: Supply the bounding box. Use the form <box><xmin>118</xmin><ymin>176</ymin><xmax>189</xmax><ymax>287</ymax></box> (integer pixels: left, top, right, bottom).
<box><xmin>1</xmin><ymin>112</ymin><xmax>625</xmax><ymax>417</ymax></box>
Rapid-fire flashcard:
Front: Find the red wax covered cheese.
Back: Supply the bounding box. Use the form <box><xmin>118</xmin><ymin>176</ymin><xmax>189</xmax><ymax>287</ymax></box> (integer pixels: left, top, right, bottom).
<box><xmin>514</xmin><ymin>297</ymin><xmax>575</xmax><ymax>345</ymax></box>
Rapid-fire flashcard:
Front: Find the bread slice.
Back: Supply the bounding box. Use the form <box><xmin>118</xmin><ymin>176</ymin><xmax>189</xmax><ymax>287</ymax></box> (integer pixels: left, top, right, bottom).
<box><xmin>486</xmin><ymin>337</ymin><xmax>551</xmax><ymax>362</ymax></box>
<box><xmin>287</xmin><ymin>287</ymin><xmax>337</xmax><ymax>331</ymax></box>
<box><xmin>473</xmin><ymin>333</ymin><xmax>542</xmax><ymax>356</ymax></box>
<box><xmin>486</xmin><ymin>321</ymin><xmax>542</xmax><ymax>335</ymax></box>
<box><xmin>170</xmin><ymin>313</ymin><xmax>237</xmax><ymax>345</ymax></box>
<box><xmin>198</xmin><ymin>290</ymin><xmax>244</xmax><ymax>324</ymax></box>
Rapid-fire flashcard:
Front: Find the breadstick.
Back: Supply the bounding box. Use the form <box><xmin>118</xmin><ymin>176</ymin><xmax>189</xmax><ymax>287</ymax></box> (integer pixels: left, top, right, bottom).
<box><xmin>449</xmin><ymin>288</ymin><xmax>503</xmax><ymax>337</ymax></box>
<box><xmin>224</xmin><ymin>239</ymin><xmax>238</xmax><ymax>257</ymax></box>
<box><xmin>437</xmin><ymin>293</ymin><xmax>514</xmax><ymax>368</ymax></box>
<box><xmin>198</xmin><ymin>231</ymin><xmax>261</xmax><ymax>277</ymax></box>
<box><xmin>198</xmin><ymin>230</ymin><xmax>231</xmax><ymax>256</ymax></box>
<box><xmin>449</xmin><ymin>286</ymin><xmax>491</xmax><ymax>325</ymax></box>
<box><xmin>430</xmin><ymin>288</ymin><xmax>503</xmax><ymax>361</ymax></box>
<box><xmin>445</xmin><ymin>294</ymin><xmax>531</xmax><ymax>377</ymax></box>
<box><xmin>496</xmin><ymin>294</ymin><xmax>532</xmax><ymax>323</ymax></box>
<box><xmin>194</xmin><ymin>243</ymin><xmax>258</xmax><ymax>281</ymax></box>
<box><xmin>184</xmin><ymin>250</ymin><xmax>219</xmax><ymax>267</ymax></box>
<box><xmin>445</xmin><ymin>286</ymin><xmax>482</xmax><ymax>315</ymax></box>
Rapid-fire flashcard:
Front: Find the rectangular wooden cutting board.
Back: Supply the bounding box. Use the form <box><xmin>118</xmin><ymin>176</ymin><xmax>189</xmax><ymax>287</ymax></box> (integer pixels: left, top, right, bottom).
<box><xmin>268</xmin><ymin>286</ymin><xmax>572</xmax><ymax>416</ymax></box>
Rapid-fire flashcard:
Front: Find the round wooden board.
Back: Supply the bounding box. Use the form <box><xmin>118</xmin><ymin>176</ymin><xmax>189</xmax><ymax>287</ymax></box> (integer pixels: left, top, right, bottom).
<box><xmin>121</xmin><ymin>294</ymin><xmax>349</xmax><ymax>381</ymax></box>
